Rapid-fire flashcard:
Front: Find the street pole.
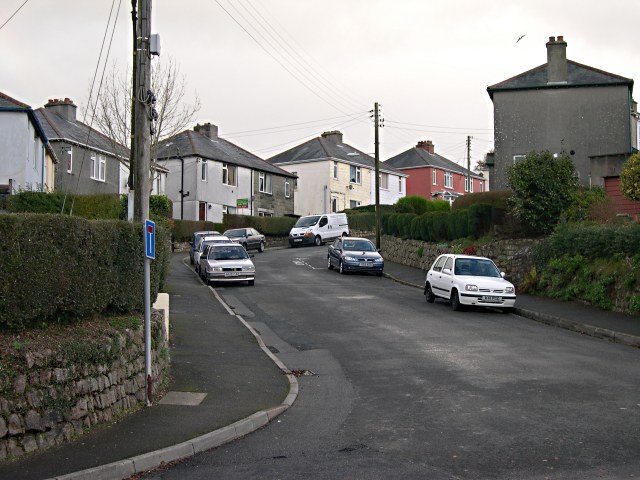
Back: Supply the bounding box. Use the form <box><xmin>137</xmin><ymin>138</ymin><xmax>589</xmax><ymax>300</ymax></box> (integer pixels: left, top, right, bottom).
<box><xmin>374</xmin><ymin>102</ymin><xmax>381</xmax><ymax>249</ymax></box>
<box><xmin>133</xmin><ymin>0</ymin><xmax>152</xmax><ymax>406</ymax></box>
<box><xmin>466</xmin><ymin>135</ymin><xmax>472</xmax><ymax>193</ymax></box>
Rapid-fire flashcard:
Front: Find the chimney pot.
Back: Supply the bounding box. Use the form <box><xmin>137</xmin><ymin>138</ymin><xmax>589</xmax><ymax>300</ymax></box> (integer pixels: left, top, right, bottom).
<box><xmin>546</xmin><ymin>35</ymin><xmax>568</xmax><ymax>84</ymax></box>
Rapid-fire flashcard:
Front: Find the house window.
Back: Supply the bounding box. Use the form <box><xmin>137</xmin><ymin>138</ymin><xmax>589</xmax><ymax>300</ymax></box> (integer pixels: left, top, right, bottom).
<box><xmin>513</xmin><ymin>154</ymin><xmax>526</xmax><ymax>163</ymax></box>
<box><xmin>432</xmin><ymin>169</ymin><xmax>437</xmax><ymax>185</ymax></box>
<box><xmin>258</xmin><ymin>210</ymin><xmax>273</xmax><ymax>217</ymax></box>
<box><xmin>333</xmin><ymin>161</ymin><xmax>338</xmax><ymax>179</ymax></box>
<box><xmin>444</xmin><ymin>171</ymin><xmax>453</xmax><ymax>188</ymax></box>
<box><xmin>350</xmin><ymin>165</ymin><xmax>361</xmax><ymax>184</ymax></box>
<box><xmin>379</xmin><ymin>172</ymin><xmax>389</xmax><ymax>190</ymax></box>
<box><xmin>285</xmin><ymin>180</ymin><xmax>290</xmax><ymax>198</ymax></box>
<box><xmin>480</xmin><ymin>181</ymin><xmax>484</xmax><ymax>193</ymax></box>
<box><xmin>223</xmin><ymin>205</ymin><xmax>237</xmax><ymax>214</ymax></box>
<box><xmin>350</xmin><ymin>200</ymin><xmax>361</xmax><ymax>209</ymax></box>
<box><xmin>90</xmin><ymin>154</ymin><xmax>106</xmax><ymax>182</ymax></box>
<box><xmin>223</xmin><ymin>163</ymin><xmax>236</xmax><ymax>186</ymax></box>
<box><xmin>465</xmin><ymin>177</ymin><xmax>473</xmax><ymax>193</ymax></box>
<box><xmin>331</xmin><ymin>197</ymin><xmax>338</xmax><ymax>213</ymax></box>
<box><xmin>398</xmin><ymin>177</ymin><xmax>403</xmax><ymax>193</ymax></box>
<box><xmin>201</xmin><ymin>160</ymin><xmax>207</xmax><ymax>181</ymax></box>
<box><xmin>259</xmin><ymin>172</ymin><xmax>272</xmax><ymax>194</ymax></box>
<box><xmin>66</xmin><ymin>147</ymin><xmax>73</xmax><ymax>173</ymax></box>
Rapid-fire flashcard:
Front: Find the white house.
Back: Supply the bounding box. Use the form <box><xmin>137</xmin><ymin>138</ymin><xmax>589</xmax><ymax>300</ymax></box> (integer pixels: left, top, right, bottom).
<box><xmin>268</xmin><ymin>130</ymin><xmax>407</xmax><ymax>215</ymax></box>
<box><xmin>0</xmin><ymin>92</ymin><xmax>57</xmax><ymax>196</ymax></box>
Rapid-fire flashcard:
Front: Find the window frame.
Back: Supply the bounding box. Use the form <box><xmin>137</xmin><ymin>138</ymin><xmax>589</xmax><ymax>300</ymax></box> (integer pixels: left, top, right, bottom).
<box><xmin>432</xmin><ymin>169</ymin><xmax>437</xmax><ymax>185</ymax></box>
<box><xmin>259</xmin><ymin>172</ymin><xmax>272</xmax><ymax>194</ymax></box>
<box><xmin>333</xmin><ymin>161</ymin><xmax>338</xmax><ymax>179</ymax></box>
<box><xmin>222</xmin><ymin>163</ymin><xmax>237</xmax><ymax>186</ymax></box>
<box><xmin>90</xmin><ymin>153</ymin><xmax>106</xmax><ymax>182</ymax></box>
<box><xmin>285</xmin><ymin>180</ymin><xmax>290</xmax><ymax>198</ymax></box>
<box><xmin>444</xmin><ymin>171</ymin><xmax>453</xmax><ymax>188</ymax></box>
<box><xmin>201</xmin><ymin>159</ymin><xmax>207</xmax><ymax>182</ymax></box>
<box><xmin>379</xmin><ymin>172</ymin><xmax>389</xmax><ymax>190</ymax></box>
<box><xmin>66</xmin><ymin>147</ymin><xmax>73</xmax><ymax>173</ymax></box>
<box><xmin>349</xmin><ymin>165</ymin><xmax>361</xmax><ymax>184</ymax></box>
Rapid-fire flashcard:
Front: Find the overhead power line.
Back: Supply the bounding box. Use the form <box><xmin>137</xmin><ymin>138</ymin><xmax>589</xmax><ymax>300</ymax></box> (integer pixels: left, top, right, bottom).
<box><xmin>0</xmin><ymin>0</ymin><xmax>30</xmax><ymax>32</ymax></box>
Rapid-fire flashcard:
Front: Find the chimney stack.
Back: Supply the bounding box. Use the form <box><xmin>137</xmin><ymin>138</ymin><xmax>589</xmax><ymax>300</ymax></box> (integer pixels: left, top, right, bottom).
<box><xmin>194</xmin><ymin>122</ymin><xmax>218</xmax><ymax>139</ymax></box>
<box><xmin>44</xmin><ymin>98</ymin><xmax>77</xmax><ymax>122</ymax></box>
<box><xmin>546</xmin><ymin>35</ymin><xmax>568</xmax><ymax>84</ymax></box>
<box><xmin>321</xmin><ymin>130</ymin><xmax>343</xmax><ymax>144</ymax></box>
<box><xmin>416</xmin><ymin>140</ymin><xmax>435</xmax><ymax>154</ymax></box>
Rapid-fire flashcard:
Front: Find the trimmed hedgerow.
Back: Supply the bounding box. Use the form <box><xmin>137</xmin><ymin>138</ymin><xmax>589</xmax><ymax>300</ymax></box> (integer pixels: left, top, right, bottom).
<box><xmin>0</xmin><ymin>213</ymin><xmax>170</xmax><ymax>331</ymax></box>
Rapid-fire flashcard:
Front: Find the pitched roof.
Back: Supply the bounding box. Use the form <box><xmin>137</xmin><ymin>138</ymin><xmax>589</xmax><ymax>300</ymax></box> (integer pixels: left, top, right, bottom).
<box><xmin>487</xmin><ymin>60</ymin><xmax>634</xmax><ymax>99</ymax></box>
<box><xmin>384</xmin><ymin>146</ymin><xmax>481</xmax><ymax>178</ymax></box>
<box><xmin>0</xmin><ymin>91</ymin><xmax>30</xmax><ymax>109</ymax></box>
<box><xmin>268</xmin><ymin>133</ymin><xmax>406</xmax><ymax>176</ymax></box>
<box><xmin>35</xmin><ymin>107</ymin><xmax>129</xmax><ymax>159</ymax></box>
<box><xmin>156</xmin><ymin>128</ymin><xmax>296</xmax><ymax>178</ymax></box>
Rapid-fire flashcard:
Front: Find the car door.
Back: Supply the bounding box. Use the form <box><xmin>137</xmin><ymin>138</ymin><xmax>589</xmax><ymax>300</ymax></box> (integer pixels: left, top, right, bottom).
<box><xmin>428</xmin><ymin>255</ymin><xmax>449</xmax><ymax>299</ymax></box>
<box><xmin>329</xmin><ymin>238</ymin><xmax>342</xmax><ymax>267</ymax></box>
<box><xmin>247</xmin><ymin>229</ymin><xmax>259</xmax><ymax>250</ymax></box>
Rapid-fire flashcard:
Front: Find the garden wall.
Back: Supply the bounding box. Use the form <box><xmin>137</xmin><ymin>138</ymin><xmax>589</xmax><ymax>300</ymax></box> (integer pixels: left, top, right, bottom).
<box><xmin>0</xmin><ymin>311</ymin><xmax>169</xmax><ymax>461</ymax></box>
<box><xmin>381</xmin><ymin>235</ymin><xmax>539</xmax><ymax>287</ymax></box>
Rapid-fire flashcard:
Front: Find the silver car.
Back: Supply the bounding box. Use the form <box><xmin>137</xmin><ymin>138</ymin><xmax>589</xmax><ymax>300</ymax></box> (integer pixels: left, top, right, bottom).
<box><xmin>193</xmin><ymin>235</ymin><xmax>232</xmax><ymax>273</ymax></box>
<box><xmin>198</xmin><ymin>243</ymin><xmax>256</xmax><ymax>286</ymax></box>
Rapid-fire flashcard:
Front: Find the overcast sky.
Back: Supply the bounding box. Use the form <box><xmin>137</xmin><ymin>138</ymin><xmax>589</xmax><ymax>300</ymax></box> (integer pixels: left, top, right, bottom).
<box><xmin>1</xmin><ymin>0</ymin><xmax>638</xmax><ymax>169</ymax></box>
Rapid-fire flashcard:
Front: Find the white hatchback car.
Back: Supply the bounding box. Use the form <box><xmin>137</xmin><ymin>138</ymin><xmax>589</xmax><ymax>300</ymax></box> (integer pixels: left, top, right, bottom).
<box><xmin>424</xmin><ymin>254</ymin><xmax>516</xmax><ymax>312</ymax></box>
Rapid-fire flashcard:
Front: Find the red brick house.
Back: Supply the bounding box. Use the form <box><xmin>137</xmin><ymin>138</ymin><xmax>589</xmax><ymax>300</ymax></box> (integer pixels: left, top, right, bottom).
<box><xmin>384</xmin><ymin>140</ymin><xmax>485</xmax><ymax>204</ymax></box>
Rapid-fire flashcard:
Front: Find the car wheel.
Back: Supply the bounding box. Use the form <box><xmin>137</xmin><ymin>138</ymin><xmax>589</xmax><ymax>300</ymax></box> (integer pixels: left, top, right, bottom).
<box><xmin>425</xmin><ymin>283</ymin><xmax>435</xmax><ymax>303</ymax></box>
<box><xmin>451</xmin><ymin>289</ymin><xmax>462</xmax><ymax>311</ymax></box>
<box><xmin>376</xmin><ymin>271</ymin><xmax>383</xmax><ymax>277</ymax></box>
<box><xmin>314</xmin><ymin>235</ymin><xmax>322</xmax><ymax>246</ymax></box>
<box><xmin>327</xmin><ymin>256</ymin><xmax>334</xmax><ymax>270</ymax></box>
<box><xmin>258</xmin><ymin>241</ymin><xmax>265</xmax><ymax>253</ymax></box>
<box><xmin>248</xmin><ymin>279</ymin><xmax>255</xmax><ymax>286</ymax></box>
<box><xmin>339</xmin><ymin>261</ymin><xmax>346</xmax><ymax>274</ymax></box>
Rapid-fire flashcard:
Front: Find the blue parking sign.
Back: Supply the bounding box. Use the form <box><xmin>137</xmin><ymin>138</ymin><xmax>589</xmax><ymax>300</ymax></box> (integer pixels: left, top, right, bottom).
<box><xmin>145</xmin><ymin>219</ymin><xmax>155</xmax><ymax>259</ymax></box>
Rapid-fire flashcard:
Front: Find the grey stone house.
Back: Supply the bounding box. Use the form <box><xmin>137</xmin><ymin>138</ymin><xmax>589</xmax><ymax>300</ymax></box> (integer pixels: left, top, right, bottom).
<box><xmin>36</xmin><ymin>98</ymin><xmax>129</xmax><ymax>196</ymax></box>
<box><xmin>156</xmin><ymin>123</ymin><xmax>296</xmax><ymax>222</ymax></box>
<box><xmin>486</xmin><ymin>36</ymin><xmax>637</xmax><ymax>190</ymax></box>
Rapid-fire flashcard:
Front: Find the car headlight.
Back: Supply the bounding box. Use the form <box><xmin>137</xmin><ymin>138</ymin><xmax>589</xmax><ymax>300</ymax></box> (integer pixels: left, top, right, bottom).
<box><xmin>344</xmin><ymin>256</ymin><xmax>356</xmax><ymax>261</ymax></box>
<box><xmin>505</xmin><ymin>286</ymin><xmax>515</xmax><ymax>294</ymax></box>
<box><xmin>243</xmin><ymin>266</ymin><xmax>255</xmax><ymax>272</ymax></box>
<box><xmin>374</xmin><ymin>257</ymin><xmax>384</xmax><ymax>262</ymax></box>
<box><xmin>465</xmin><ymin>284</ymin><xmax>478</xmax><ymax>292</ymax></box>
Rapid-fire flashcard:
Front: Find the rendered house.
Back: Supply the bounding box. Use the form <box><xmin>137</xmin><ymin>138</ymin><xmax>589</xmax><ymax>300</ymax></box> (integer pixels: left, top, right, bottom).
<box><xmin>268</xmin><ymin>130</ymin><xmax>407</xmax><ymax>215</ymax></box>
<box><xmin>0</xmin><ymin>92</ymin><xmax>58</xmax><ymax>196</ymax></box>
<box><xmin>156</xmin><ymin>123</ymin><xmax>296</xmax><ymax>221</ymax></box>
<box><xmin>384</xmin><ymin>140</ymin><xmax>485</xmax><ymax>204</ymax></box>
<box><xmin>487</xmin><ymin>35</ymin><xmax>637</xmax><ymax>191</ymax></box>
<box><xmin>36</xmin><ymin>98</ymin><xmax>128</xmax><ymax>196</ymax></box>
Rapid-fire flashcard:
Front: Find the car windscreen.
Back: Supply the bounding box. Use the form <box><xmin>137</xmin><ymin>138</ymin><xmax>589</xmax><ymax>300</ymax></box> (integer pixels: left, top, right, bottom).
<box><xmin>455</xmin><ymin>258</ymin><xmax>501</xmax><ymax>277</ymax></box>
<box><xmin>208</xmin><ymin>246</ymin><xmax>249</xmax><ymax>260</ymax></box>
<box><xmin>224</xmin><ymin>229</ymin><xmax>244</xmax><ymax>238</ymax></box>
<box><xmin>343</xmin><ymin>240</ymin><xmax>375</xmax><ymax>252</ymax></box>
<box><xmin>294</xmin><ymin>215</ymin><xmax>320</xmax><ymax>228</ymax></box>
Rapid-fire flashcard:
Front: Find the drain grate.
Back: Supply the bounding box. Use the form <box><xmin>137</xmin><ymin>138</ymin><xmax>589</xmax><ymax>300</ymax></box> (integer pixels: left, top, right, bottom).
<box><xmin>289</xmin><ymin>369</ymin><xmax>316</xmax><ymax>377</ymax></box>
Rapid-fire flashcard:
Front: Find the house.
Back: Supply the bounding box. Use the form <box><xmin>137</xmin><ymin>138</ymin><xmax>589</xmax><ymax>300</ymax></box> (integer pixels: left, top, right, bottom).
<box><xmin>384</xmin><ymin>140</ymin><xmax>485</xmax><ymax>204</ymax></box>
<box><xmin>0</xmin><ymin>92</ymin><xmax>58</xmax><ymax>196</ymax></box>
<box><xmin>268</xmin><ymin>130</ymin><xmax>407</xmax><ymax>215</ymax></box>
<box><xmin>155</xmin><ymin>123</ymin><xmax>296</xmax><ymax>221</ymax></box>
<box><xmin>36</xmin><ymin>98</ymin><xmax>130</xmax><ymax>196</ymax></box>
<box><xmin>486</xmin><ymin>35</ymin><xmax>637</xmax><ymax>191</ymax></box>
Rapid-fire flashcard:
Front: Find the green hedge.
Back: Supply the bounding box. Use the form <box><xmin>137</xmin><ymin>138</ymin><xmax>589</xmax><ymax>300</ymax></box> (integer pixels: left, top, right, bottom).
<box><xmin>223</xmin><ymin>214</ymin><xmax>296</xmax><ymax>236</ymax></box>
<box><xmin>533</xmin><ymin>223</ymin><xmax>640</xmax><ymax>269</ymax></box>
<box><xmin>0</xmin><ymin>213</ymin><xmax>170</xmax><ymax>331</ymax></box>
<box><xmin>452</xmin><ymin>190</ymin><xmax>511</xmax><ymax>210</ymax></box>
<box><xmin>172</xmin><ymin>220</ymin><xmax>224</xmax><ymax>242</ymax></box>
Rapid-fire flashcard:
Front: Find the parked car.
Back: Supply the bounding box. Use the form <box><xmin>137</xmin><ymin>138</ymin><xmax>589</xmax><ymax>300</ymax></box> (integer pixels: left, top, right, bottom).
<box><xmin>289</xmin><ymin>213</ymin><xmax>349</xmax><ymax>247</ymax></box>
<box><xmin>327</xmin><ymin>237</ymin><xmax>384</xmax><ymax>276</ymax></box>
<box><xmin>424</xmin><ymin>254</ymin><xmax>516</xmax><ymax>312</ymax></box>
<box><xmin>190</xmin><ymin>230</ymin><xmax>221</xmax><ymax>264</ymax></box>
<box><xmin>223</xmin><ymin>228</ymin><xmax>266</xmax><ymax>252</ymax></box>
<box><xmin>194</xmin><ymin>235</ymin><xmax>232</xmax><ymax>273</ymax></box>
<box><xmin>198</xmin><ymin>243</ymin><xmax>256</xmax><ymax>286</ymax></box>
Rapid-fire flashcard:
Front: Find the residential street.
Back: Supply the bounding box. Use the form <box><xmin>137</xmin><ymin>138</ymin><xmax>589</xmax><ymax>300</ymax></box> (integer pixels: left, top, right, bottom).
<box><xmin>142</xmin><ymin>247</ymin><xmax>640</xmax><ymax>479</ymax></box>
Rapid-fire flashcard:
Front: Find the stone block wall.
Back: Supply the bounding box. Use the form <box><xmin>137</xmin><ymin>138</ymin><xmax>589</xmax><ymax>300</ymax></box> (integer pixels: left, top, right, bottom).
<box><xmin>0</xmin><ymin>311</ymin><xmax>169</xmax><ymax>461</ymax></box>
<box><xmin>381</xmin><ymin>235</ymin><xmax>540</xmax><ymax>286</ymax></box>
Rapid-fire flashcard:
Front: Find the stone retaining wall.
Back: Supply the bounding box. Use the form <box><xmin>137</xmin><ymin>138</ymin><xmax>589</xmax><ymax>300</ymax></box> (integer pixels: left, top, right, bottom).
<box><xmin>0</xmin><ymin>311</ymin><xmax>169</xmax><ymax>461</ymax></box>
<box><xmin>381</xmin><ymin>235</ymin><xmax>540</xmax><ymax>286</ymax></box>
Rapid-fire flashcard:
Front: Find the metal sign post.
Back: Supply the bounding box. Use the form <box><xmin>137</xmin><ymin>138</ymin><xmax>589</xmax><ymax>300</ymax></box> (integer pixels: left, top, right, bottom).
<box><xmin>144</xmin><ymin>219</ymin><xmax>155</xmax><ymax>406</ymax></box>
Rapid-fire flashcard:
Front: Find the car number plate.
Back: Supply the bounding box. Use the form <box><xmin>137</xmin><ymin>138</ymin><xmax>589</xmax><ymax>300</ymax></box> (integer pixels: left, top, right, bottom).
<box><xmin>481</xmin><ymin>295</ymin><xmax>501</xmax><ymax>303</ymax></box>
<box><xmin>294</xmin><ymin>238</ymin><xmax>302</xmax><ymax>242</ymax></box>
<box><xmin>359</xmin><ymin>262</ymin><xmax>369</xmax><ymax>267</ymax></box>
<box><xmin>224</xmin><ymin>272</ymin><xmax>240</xmax><ymax>277</ymax></box>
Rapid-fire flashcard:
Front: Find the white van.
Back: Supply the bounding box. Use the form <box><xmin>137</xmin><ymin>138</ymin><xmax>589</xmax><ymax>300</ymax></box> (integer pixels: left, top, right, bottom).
<box><xmin>289</xmin><ymin>213</ymin><xmax>349</xmax><ymax>247</ymax></box>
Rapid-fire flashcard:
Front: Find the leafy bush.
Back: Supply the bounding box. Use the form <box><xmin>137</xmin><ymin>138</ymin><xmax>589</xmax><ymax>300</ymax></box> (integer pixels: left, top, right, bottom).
<box><xmin>395</xmin><ymin>196</ymin><xmax>429</xmax><ymax>214</ymax></box>
<box><xmin>0</xmin><ymin>213</ymin><xmax>170</xmax><ymax>331</ymax></box>
<box><xmin>348</xmin><ymin>212</ymin><xmax>376</xmax><ymax>232</ymax></box>
<box><xmin>620</xmin><ymin>152</ymin><xmax>640</xmax><ymax>201</ymax></box>
<box><xmin>468</xmin><ymin>203</ymin><xmax>492</xmax><ymax>238</ymax></box>
<box><xmin>452</xmin><ymin>190</ymin><xmax>511</xmax><ymax>210</ymax></box>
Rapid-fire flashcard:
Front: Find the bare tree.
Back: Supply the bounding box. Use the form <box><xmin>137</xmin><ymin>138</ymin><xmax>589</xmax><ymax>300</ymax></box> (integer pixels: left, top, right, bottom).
<box><xmin>85</xmin><ymin>56</ymin><xmax>201</xmax><ymax>184</ymax></box>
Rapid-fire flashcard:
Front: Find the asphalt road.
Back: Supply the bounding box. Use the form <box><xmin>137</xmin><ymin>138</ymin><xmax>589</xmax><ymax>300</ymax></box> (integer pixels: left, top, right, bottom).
<box><xmin>143</xmin><ymin>246</ymin><xmax>640</xmax><ymax>480</ymax></box>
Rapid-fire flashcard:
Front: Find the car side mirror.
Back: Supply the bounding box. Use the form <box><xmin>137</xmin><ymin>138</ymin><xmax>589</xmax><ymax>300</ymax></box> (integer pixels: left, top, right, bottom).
<box><xmin>442</xmin><ymin>268</ymin><xmax>452</xmax><ymax>275</ymax></box>
<box><xmin>377</xmin><ymin>248</ymin><xmax>382</xmax><ymax>253</ymax></box>
<box><xmin>250</xmin><ymin>254</ymin><xmax>255</xmax><ymax>258</ymax></box>
<box><xmin>501</xmin><ymin>272</ymin><xmax>506</xmax><ymax>278</ymax></box>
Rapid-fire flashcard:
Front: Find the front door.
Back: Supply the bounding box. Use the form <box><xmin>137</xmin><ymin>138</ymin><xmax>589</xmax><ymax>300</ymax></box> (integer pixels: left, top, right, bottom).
<box><xmin>199</xmin><ymin>202</ymin><xmax>206</xmax><ymax>221</ymax></box>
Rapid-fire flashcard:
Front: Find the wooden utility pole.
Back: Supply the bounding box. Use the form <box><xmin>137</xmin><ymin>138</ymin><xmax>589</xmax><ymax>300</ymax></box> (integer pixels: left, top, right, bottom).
<box><xmin>133</xmin><ymin>0</ymin><xmax>151</xmax><ymax>222</ymax></box>
<box><xmin>466</xmin><ymin>135</ymin><xmax>472</xmax><ymax>192</ymax></box>
<box><xmin>374</xmin><ymin>102</ymin><xmax>381</xmax><ymax>249</ymax></box>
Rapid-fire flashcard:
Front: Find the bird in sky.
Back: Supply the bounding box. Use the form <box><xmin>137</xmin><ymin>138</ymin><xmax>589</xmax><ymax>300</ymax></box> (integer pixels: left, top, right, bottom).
<box><xmin>516</xmin><ymin>34</ymin><xmax>526</xmax><ymax>43</ymax></box>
